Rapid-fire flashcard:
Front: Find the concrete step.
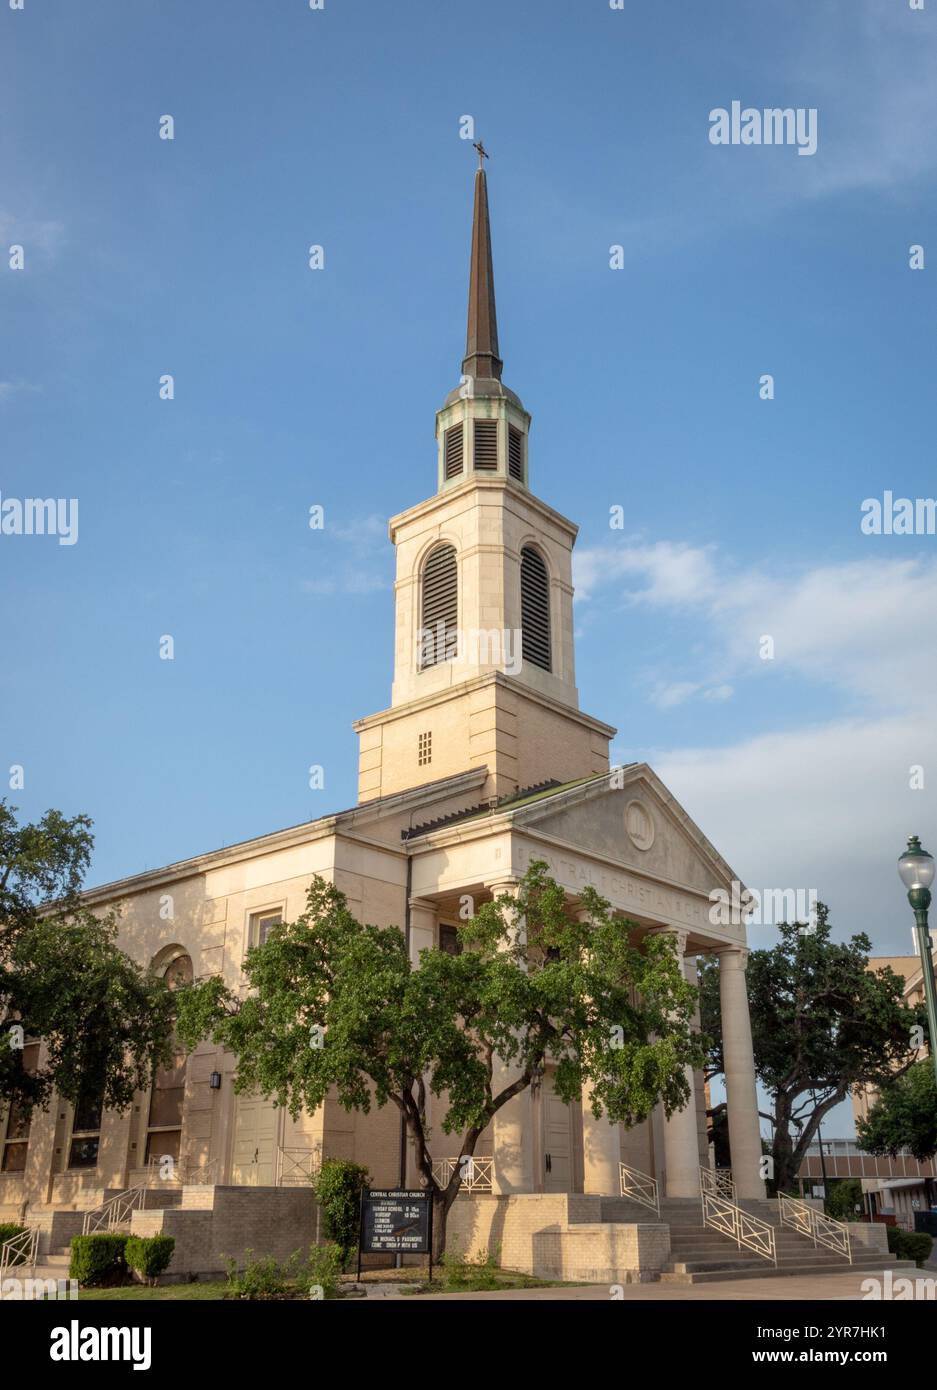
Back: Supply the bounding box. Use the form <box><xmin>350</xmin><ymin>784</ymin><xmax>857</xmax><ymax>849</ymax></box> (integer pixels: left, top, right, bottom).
<box><xmin>660</xmin><ymin>1259</ymin><xmax>918</xmax><ymax>1285</ymax></box>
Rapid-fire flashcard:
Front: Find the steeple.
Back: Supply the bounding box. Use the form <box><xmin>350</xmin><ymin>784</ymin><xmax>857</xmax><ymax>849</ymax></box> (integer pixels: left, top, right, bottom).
<box><xmin>461</xmin><ymin>151</ymin><xmax>503</xmax><ymax>384</ymax></box>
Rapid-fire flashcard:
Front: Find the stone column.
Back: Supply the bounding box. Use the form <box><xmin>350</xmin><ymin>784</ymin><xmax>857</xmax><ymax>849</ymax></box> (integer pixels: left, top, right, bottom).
<box><xmin>488</xmin><ymin>879</ymin><xmax>533</xmax><ymax>1194</ymax></box>
<box><xmin>582</xmin><ymin>1082</ymin><xmax>622</xmax><ymax>1195</ymax></box>
<box><xmin>659</xmin><ymin>930</ymin><xmax>702</xmax><ymax>1198</ymax></box>
<box><xmin>578</xmin><ymin>908</ymin><xmax>622</xmax><ymax>1195</ymax></box>
<box><xmin>717</xmin><ymin>946</ymin><xmax>766</xmax><ymax>1199</ymax></box>
<box><xmin>406</xmin><ymin>898</ymin><xmax>438</xmax><ymax>1187</ymax></box>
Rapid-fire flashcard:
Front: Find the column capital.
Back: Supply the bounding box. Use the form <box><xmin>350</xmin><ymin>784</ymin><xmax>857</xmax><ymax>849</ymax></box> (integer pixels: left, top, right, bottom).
<box><xmin>649</xmin><ymin>925</ymin><xmax>690</xmax><ymax>957</ymax></box>
<box><xmin>485</xmin><ymin>877</ymin><xmax>521</xmax><ymax>898</ymax></box>
<box><xmin>716</xmin><ymin>944</ymin><xmax>749</xmax><ymax>970</ymax></box>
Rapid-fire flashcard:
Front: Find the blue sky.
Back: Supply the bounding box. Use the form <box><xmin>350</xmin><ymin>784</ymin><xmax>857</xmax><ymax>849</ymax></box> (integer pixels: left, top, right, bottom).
<box><xmin>3</xmin><ymin>0</ymin><xmax>936</xmax><ymax>1105</ymax></box>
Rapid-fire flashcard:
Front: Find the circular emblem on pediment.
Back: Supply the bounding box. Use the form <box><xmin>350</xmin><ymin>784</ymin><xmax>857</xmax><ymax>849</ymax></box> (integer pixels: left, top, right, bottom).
<box><xmin>625</xmin><ymin>799</ymin><xmax>655</xmax><ymax>851</ymax></box>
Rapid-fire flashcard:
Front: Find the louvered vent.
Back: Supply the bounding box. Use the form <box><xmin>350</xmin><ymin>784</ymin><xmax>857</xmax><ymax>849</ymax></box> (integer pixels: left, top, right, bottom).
<box><xmin>420</xmin><ymin>544</ymin><xmax>458</xmax><ymax>668</ymax></box>
<box><xmin>508</xmin><ymin>426</ymin><xmax>524</xmax><ymax>482</ymax></box>
<box><xmin>520</xmin><ymin>546</ymin><xmax>551</xmax><ymax>671</ymax></box>
<box><xmin>444</xmin><ymin>424</ymin><xmax>464</xmax><ymax>480</ymax></box>
<box><xmin>473</xmin><ymin>419</ymin><xmax>499</xmax><ymax>471</ymax></box>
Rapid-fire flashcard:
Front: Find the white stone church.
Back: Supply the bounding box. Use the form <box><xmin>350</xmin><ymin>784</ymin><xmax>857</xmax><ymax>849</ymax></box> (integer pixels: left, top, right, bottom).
<box><xmin>5</xmin><ymin>163</ymin><xmax>892</xmax><ymax>1285</ymax></box>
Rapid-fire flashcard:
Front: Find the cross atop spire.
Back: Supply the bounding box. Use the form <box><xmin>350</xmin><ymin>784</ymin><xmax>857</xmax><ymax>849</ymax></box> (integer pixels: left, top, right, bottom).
<box><xmin>461</xmin><ymin>151</ymin><xmax>503</xmax><ymax>384</ymax></box>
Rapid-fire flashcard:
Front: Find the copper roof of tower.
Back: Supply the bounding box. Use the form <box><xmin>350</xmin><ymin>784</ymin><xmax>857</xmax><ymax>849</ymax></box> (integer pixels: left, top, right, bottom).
<box><xmin>461</xmin><ymin>165</ymin><xmax>503</xmax><ymax>383</ymax></box>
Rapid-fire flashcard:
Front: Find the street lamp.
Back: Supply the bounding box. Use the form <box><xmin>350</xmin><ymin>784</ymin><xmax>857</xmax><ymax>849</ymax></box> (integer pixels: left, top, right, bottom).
<box><xmin>897</xmin><ymin>835</ymin><xmax>937</xmax><ymax>1093</ymax></box>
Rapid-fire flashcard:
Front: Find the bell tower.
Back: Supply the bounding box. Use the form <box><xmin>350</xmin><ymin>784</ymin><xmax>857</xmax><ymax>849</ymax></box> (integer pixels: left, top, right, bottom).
<box><xmin>353</xmin><ymin>153</ymin><xmax>615</xmax><ymax>803</ymax></box>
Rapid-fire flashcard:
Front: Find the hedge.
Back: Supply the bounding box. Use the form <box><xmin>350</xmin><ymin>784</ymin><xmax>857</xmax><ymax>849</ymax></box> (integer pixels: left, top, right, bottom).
<box><xmin>69</xmin><ymin>1233</ymin><xmax>128</xmax><ymax>1286</ymax></box>
<box><xmin>886</xmin><ymin>1227</ymin><xmax>934</xmax><ymax>1267</ymax></box>
<box><xmin>125</xmin><ymin>1234</ymin><xmax>175</xmax><ymax>1284</ymax></box>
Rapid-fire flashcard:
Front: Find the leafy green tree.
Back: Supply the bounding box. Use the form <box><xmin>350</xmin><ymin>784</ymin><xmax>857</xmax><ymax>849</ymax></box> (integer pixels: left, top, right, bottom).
<box><xmin>824</xmin><ymin>1177</ymin><xmax>863</xmax><ymax>1222</ymax></box>
<box><xmin>699</xmin><ymin>908</ymin><xmax>920</xmax><ymax>1193</ymax></box>
<box><xmin>0</xmin><ymin>800</ymin><xmax>175</xmax><ymax>1114</ymax></box>
<box><xmin>857</xmin><ymin>1060</ymin><xmax>937</xmax><ymax>1164</ymax></box>
<box><xmin>176</xmin><ymin>860</ymin><xmax>706</xmax><ymax>1258</ymax></box>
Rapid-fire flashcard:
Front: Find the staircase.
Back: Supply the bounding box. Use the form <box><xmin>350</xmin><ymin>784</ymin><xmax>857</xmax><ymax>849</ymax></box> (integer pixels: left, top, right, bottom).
<box><xmin>601</xmin><ymin>1189</ymin><xmax>916</xmax><ymax>1285</ymax></box>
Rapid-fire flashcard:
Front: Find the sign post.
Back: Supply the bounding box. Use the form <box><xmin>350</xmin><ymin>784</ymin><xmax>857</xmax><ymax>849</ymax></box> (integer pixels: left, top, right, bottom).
<box><xmin>358</xmin><ymin>1188</ymin><xmax>434</xmax><ymax>1283</ymax></box>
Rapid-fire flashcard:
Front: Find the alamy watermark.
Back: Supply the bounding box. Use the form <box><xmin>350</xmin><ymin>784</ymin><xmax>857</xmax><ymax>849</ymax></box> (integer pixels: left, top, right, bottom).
<box><xmin>417</xmin><ymin>625</ymin><xmax>523</xmax><ymax>676</ymax></box>
<box><xmin>0</xmin><ymin>493</ymin><xmax>78</xmax><ymax>545</ymax></box>
<box><xmin>709</xmin><ymin>102</ymin><xmax>818</xmax><ymax>157</ymax></box>
<box><xmin>709</xmin><ymin>881</ymin><xmax>818</xmax><ymax>928</ymax></box>
<box><xmin>860</xmin><ymin>491</ymin><xmax>937</xmax><ymax>535</ymax></box>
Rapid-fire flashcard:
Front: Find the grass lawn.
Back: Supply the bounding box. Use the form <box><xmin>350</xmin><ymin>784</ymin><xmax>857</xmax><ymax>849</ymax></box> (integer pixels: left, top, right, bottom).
<box><xmin>79</xmin><ymin>1282</ymin><xmax>231</xmax><ymax>1301</ymax></box>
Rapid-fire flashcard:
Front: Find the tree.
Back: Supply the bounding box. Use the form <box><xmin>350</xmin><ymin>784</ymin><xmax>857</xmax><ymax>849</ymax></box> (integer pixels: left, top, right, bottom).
<box><xmin>699</xmin><ymin>907</ymin><xmax>921</xmax><ymax>1193</ymax></box>
<box><xmin>857</xmin><ymin>1061</ymin><xmax>937</xmax><ymax>1164</ymax></box>
<box><xmin>175</xmin><ymin>860</ymin><xmax>706</xmax><ymax>1258</ymax></box>
<box><xmin>0</xmin><ymin>800</ymin><xmax>176</xmax><ymax>1114</ymax></box>
<box><xmin>824</xmin><ymin>1177</ymin><xmax>863</xmax><ymax>1222</ymax></box>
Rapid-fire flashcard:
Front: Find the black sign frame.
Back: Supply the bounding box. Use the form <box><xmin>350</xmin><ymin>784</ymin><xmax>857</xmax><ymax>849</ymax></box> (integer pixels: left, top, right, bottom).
<box><xmin>357</xmin><ymin>1187</ymin><xmax>434</xmax><ymax>1282</ymax></box>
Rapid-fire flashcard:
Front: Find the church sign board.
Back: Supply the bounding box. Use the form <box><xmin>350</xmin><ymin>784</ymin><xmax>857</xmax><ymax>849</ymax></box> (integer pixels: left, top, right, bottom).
<box><xmin>357</xmin><ymin>1189</ymin><xmax>433</xmax><ymax>1279</ymax></box>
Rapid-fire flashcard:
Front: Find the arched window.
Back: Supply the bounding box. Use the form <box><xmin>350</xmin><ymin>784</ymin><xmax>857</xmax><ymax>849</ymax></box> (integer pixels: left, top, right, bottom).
<box><xmin>420</xmin><ymin>544</ymin><xmax>458</xmax><ymax>668</ymax></box>
<box><xmin>520</xmin><ymin>546</ymin><xmax>551</xmax><ymax>671</ymax></box>
<box><xmin>145</xmin><ymin>952</ymin><xmax>192</xmax><ymax>1171</ymax></box>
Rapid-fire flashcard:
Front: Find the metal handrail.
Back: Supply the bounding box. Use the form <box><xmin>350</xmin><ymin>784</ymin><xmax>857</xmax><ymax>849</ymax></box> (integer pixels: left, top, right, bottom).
<box><xmin>618</xmin><ymin>1161</ymin><xmax>661</xmax><ymax>1216</ymax></box>
<box><xmin>699</xmin><ymin>1165</ymin><xmax>737</xmax><ymax>1202</ymax></box>
<box><xmin>275</xmin><ymin>1146</ymin><xmax>323</xmax><ymax>1186</ymax></box>
<box><xmin>431</xmin><ymin>1157</ymin><xmax>493</xmax><ymax>1192</ymax></box>
<box><xmin>0</xmin><ymin>1225</ymin><xmax>39</xmax><ymax>1280</ymax></box>
<box><xmin>81</xmin><ymin>1183</ymin><xmax>148</xmax><ymax>1236</ymax></box>
<box><xmin>701</xmin><ymin>1190</ymin><xmax>777</xmax><ymax>1265</ymax></box>
<box><xmin>778</xmin><ymin>1192</ymin><xmax>852</xmax><ymax>1264</ymax></box>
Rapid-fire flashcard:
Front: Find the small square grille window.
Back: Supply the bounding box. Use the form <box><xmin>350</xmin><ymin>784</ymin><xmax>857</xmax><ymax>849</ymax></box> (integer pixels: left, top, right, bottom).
<box><xmin>508</xmin><ymin>426</ymin><xmax>524</xmax><ymax>481</ymax></box>
<box><xmin>418</xmin><ymin>731</ymin><xmax>432</xmax><ymax>766</ymax></box>
<box><xmin>473</xmin><ymin>419</ymin><xmax>499</xmax><ymax>471</ymax></box>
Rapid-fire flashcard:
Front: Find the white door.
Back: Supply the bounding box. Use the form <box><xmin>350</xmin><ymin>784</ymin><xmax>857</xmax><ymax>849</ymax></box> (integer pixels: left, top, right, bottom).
<box><xmin>542</xmin><ymin>1073</ymin><xmax>573</xmax><ymax>1192</ymax></box>
<box><xmin>232</xmin><ymin>1093</ymin><xmax>278</xmax><ymax>1186</ymax></box>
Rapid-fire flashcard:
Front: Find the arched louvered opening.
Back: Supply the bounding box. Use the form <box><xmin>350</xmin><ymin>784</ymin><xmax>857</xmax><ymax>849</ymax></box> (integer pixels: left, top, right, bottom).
<box><xmin>420</xmin><ymin>543</ymin><xmax>458</xmax><ymax>668</ymax></box>
<box><xmin>520</xmin><ymin>546</ymin><xmax>551</xmax><ymax>672</ymax></box>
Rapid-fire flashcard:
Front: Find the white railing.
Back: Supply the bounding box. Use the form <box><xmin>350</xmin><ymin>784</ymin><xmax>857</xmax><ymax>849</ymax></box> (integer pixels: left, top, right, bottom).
<box><xmin>276</xmin><ymin>1147</ymin><xmax>323</xmax><ymax>1187</ymax></box>
<box><xmin>700</xmin><ymin>1165</ymin><xmax>737</xmax><ymax>1202</ymax></box>
<box><xmin>431</xmin><ymin>1157</ymin><xmax>493</xmax><ymax>1193</ymax></box>
<box><xmin>0</xmin><ymin>1225</ymin><xmax>39</xmax><ymax>1280</ymax></box>
<box><xmin>701</xmin><ymin>1190</ymin><xmax>777</xmax><ymax>1265</ymax></box>
<box><xmin>81</xmin><ymin>1184</ymin><xmax>148</xmax><ymax>1236</ymax></box>
<box><xmin>619</xmin><ymin>1162</ymin><xmax>660</xmax><ymax>1216</ymax></box>
<box><xmin>778</xmin><ymin>1191</ymin><xmax>852</xmax><ymax>1264</ymax></box>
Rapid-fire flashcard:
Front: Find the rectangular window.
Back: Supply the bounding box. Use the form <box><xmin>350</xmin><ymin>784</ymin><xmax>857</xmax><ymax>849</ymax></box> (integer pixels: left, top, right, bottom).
<box><xmin>0</xmin><ymin>1041</ymin><xmax>39</xmax><ymax>1173</ymax></box>
<box><xmin>249</xmin><ymin>909</ymin><xmax>282</xmax><ymax>949</ymax></box>
<box><xmin>68</xmin><ymin>1080</ymin><xmax>103</xmax><ymax>1170</ymax></box>
<box><xmin>418</xmin><ymin>731</ymin><xmax>432</xmax><ymax>766</ymax></box>
<box><xmin>438</xmin><ymin>925</ymin><xmax>462</xmax><ymax>957</ymax></box>
<box><xmin>473</xmin><ymin>419</ymin><xmax>499</xmax><ymax>471</ymax></box>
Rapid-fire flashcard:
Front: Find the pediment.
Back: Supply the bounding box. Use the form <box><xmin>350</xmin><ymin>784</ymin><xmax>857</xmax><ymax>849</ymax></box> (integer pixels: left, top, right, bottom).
<box><xmin>510</xmin><ymin>764</ymin><xmax>740</xmax><ymax>900</ymax></box>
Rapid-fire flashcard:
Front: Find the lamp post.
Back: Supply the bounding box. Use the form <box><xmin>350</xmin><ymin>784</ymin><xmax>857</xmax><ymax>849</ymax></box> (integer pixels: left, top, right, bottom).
<box><xmin>897</xmin><ymin>835</ymin><xmax>937</xmax><ymax>1094</ymax></box>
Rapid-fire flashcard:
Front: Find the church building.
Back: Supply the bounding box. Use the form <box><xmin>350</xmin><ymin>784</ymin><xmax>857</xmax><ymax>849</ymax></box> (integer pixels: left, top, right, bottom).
<box><xmin>0</xmin><ymin>161</ymin><xmax>778</xmax><ymax>1284</ymax></box>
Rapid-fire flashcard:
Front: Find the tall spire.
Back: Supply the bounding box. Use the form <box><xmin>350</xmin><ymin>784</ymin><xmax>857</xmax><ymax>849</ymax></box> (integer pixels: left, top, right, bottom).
<box><xmin>461</xmin><ymin>152</ymin><xmax>503</xmax><ymax>384</ymax></box>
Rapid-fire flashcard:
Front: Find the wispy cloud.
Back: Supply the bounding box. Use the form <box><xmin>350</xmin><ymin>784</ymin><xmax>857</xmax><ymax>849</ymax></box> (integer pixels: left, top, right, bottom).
<box><xmin>302</xmin><ymin>513</ymin><xmax>391</xmax><ymax>597</ymax></box>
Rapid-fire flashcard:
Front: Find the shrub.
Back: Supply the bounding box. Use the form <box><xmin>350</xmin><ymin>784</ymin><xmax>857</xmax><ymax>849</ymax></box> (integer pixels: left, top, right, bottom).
<box><xmin>303</xmin><ymin>1242</ymin><xmax>343</xmax><ymax>1300</ymax></box>
<box><xmin>887</xmin><ymin>1227</ymin><xmax>934</xmax><ymax>1266</ymax></box>
<box><xmin>125</xmin><ymin>1235</ymin><xmax>175</xmax><ymax>1285</ymax></box>
<box><xmin>311</xmin><ymin>1159</ymin><xmax>369</xmax><ymax>1268</ymax></box>
<box><xmin>224</xmin><ymin>1249</ymin><xmax>291</xmax><ymax>1300</ymax></box>
<box><xmin>0</xmin><ymin>1224</ymin><xmax>28</xmax><ymax>1266</ymax></box>
<box><xmin>69</xmin><ymin>1233</ymin><xmax>128</xmax><ymax>1287</ymax></box>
